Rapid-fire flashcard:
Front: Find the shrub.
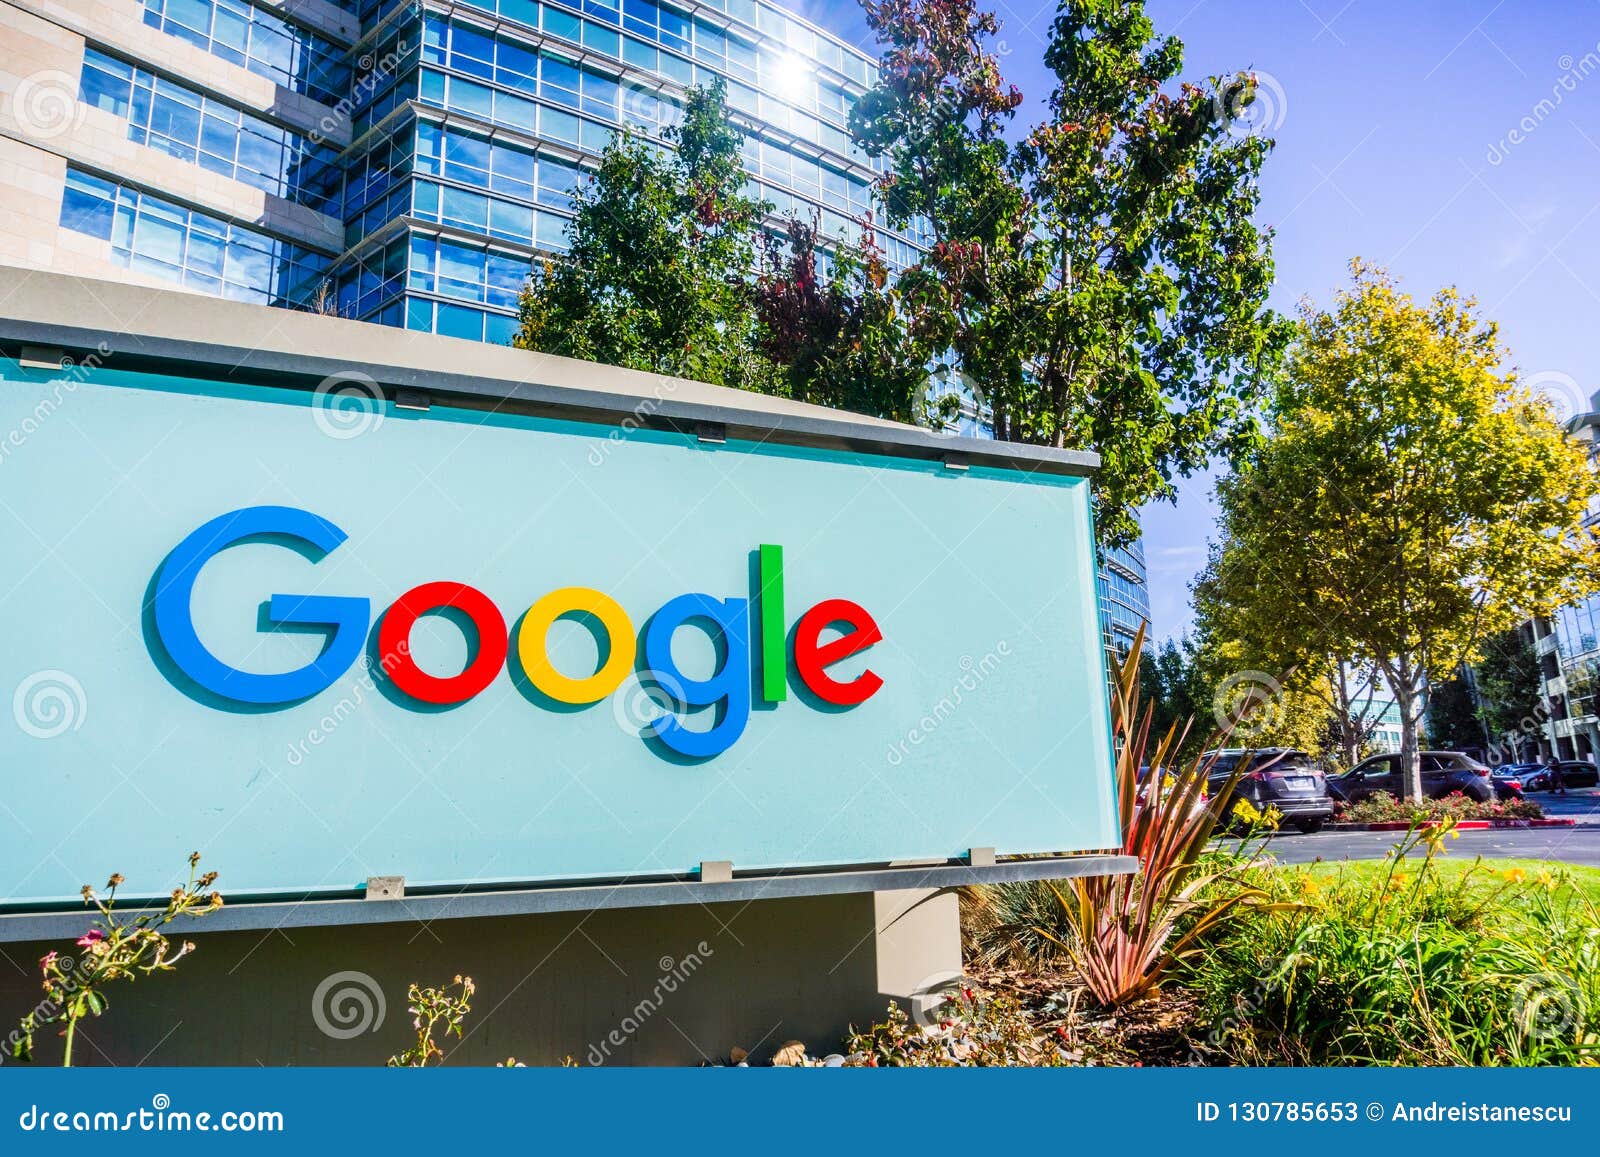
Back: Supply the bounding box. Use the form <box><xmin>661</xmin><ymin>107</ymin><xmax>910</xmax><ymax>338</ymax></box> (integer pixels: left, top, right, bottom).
<box><xmin>1337</xmin><ymin>791</ymin><xmax>1543</xmax><ymax>824</ymax></box>
<box><xmin>1186</xmin><ymin>823</ymin><xmax>1599</xmax><ymax>1065</ymax></box>
<box><xmin>10</xmin><ymin>853</ymin><xmax>223</xmax><ymax>1066</ymax></box>
<box><xmin>978</xmin><ymin>625</ymin><xmax>1278</xmax><ymax>1006</ymax></box>
<box><xmin>389</xmin><ymin>975</ymin><xmax>476</xmax><ymax>1067</ymax></box>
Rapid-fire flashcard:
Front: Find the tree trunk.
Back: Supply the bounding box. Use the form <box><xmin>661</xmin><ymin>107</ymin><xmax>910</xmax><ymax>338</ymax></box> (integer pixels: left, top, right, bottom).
<box><xmin>1334</xmin><ymin>662</ymin><xmax>1358</xmax><ymax>768</ymax></box>
<box><xmin>1394</xmin><ymin>660</ymin><xmax>1425</xmax><ymax>801</ymax></box>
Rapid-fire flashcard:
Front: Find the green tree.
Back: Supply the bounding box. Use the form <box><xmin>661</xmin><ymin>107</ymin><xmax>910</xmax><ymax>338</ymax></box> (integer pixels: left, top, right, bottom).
<box><xmin>1426</xmin><ymin>673</ymin><xmax>1484</xmax><ymax>751</ymax></box>
<box><xmin>1475</xmin><ymin>628</ymin><xmax>1544</xmax><ymax>761</ymax></box>
<box><xmin>1138</xmin><ymin>635</ymin><xmax>1206</xmax><ymax>751</ymax></box>
<box><xmin>514</xmin><ymin>82</ymin><xmax>772</xmax><ymax>389</ymax></box>
<box><xmin>850</xmin><ymin>0</ymin><xmax>1289</xmax><ymax>544</ymax></box>
<box><xmin>1196</xmin><ymin>262</ymin><xmax>1600</xmax><ymax>799</ymax></box>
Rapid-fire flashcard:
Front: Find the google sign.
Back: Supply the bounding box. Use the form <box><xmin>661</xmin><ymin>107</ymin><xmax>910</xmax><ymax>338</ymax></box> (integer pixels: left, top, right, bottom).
<box><xmin>152</xmin><ymin>506</ymin><xmax>883</xmax><ymax>759</ymax></box>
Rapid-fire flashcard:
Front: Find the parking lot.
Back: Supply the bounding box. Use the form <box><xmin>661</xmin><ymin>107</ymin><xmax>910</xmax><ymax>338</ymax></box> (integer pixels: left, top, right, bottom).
<box><xmin>1242</xmin><ymin>787</ymin><xmax>1600</xmax><ymax>867</ymax></box>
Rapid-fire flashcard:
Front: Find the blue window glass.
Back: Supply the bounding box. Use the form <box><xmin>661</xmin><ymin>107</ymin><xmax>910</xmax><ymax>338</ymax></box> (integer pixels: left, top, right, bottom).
<box><xmin>622</xmin><ymin>36</ymin><xmax>655</xmax><ymax>70</ymax></box>
<box><xmin>59</xmin><ymin>171</ymin><xmax>116</xmax><ymax>239</ymax></box>
<box><xmin>452</xmin><ymin>77</ymin><xmax>494</xmax><ymax>119</ymax></box>
<box><xmin>536</xmin><ymin>209</ymin><xmax>568</xmax><ymax>250</ymax></box>
<box><xmin>451</xmin><ymin>24</ymin><xmax>496</xmax><ymax>79</ymax></box>
<box><xmin>436</xmin><ymin>302</ymin><xmax>484</xmax><ymax>340</ymax></box>
<box><xmin>579</xmin><ymin>70</ymin><xmax>618</xmax><ymax>119</ymax></box>
<box><xmin>500</xmin><ymin>0</ymin><xmax>539</xmax><ymax>28</ymax></box>
<box><xmin>484</xmin><ymin>311</ymin><xmax>519</xmax><ymax>346</ymax></box>
<box><xmin>79</xmin><ymin>53</ymin><xmax>133</xmax><ymax>116</ymax></box>
<box><xmin>406</xmin><ymin>296</ymin><xmax>434</xmax><ymax>330</ymax></box>
<box><xmin>495</xmin><ymin>40</ymin><xmax>540</xmax><ymax>95</ymax></box>
<box><xmin>540</xmin><ymin>55</ymin><xmax>580</xmax><ymax>108</ymax></box>
<box><xmin>543</xmin><ymin>6</ymin><xmax>581</xmax><ymax>42</ymax></box>
<box><xmin>581</xmin><ymin>20</ymin><xmax>620</xmax><ymax>56</ymax></box>
<box><xmin>413</xmin><ymin>179</ymin><xmax>440</xmax><ymax>218</ymax></box>
<box><xmin>497</xmin><ymin>90</ymin><xmax>539</xmax><ymax>132</ymax></box>
<box><xmin>540</xmin><ymin>105</ymin><xmax>579</xmax><ymax>144</ymax></box>
<box><xmin>80</xmin><ymin>47</ymin><xmax>338</xmax><ymax>212</ymax></box>
<box><xmin>488</xmin><ymin>199</ymin><xmax>534</xmax><ymax>243</ymax></box>
<box><xmin>59</xmin><ymin>165</ymin><xmax>329</xmax><ymax>304</ymax></box>
<box><xmin>420</xmin><ymin>68</ymin><xmax>447</xmax><ymax>105</ymax></box>
<box><xmin>441</xmin><ymin>186</ymin><xmax>490</xmax><ymax>230</ymax></box>
<box><xmin>139</xmin><ymin>0</ymin><xmax>349</xmax><ymax>106</ymax></box>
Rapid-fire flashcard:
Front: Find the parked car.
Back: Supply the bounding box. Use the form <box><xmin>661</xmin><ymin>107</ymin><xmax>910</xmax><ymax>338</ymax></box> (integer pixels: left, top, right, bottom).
<box><xmin>1552</xmin><ymin>760</ymin><xmax>1600</xmax><ymax>789</ymax></box>
<box><xmin>1201</xmin><ymin>748</ymin><xmax>1334</xmax><ymax>833</ymax></box>
<box><xmin>1328</xmin><ymin>751</ymin><xmax>1494</xmax><ymax>804</ymax></box>
<box><xmin>1491</xmin><ymin>763</ymin><xmax>1549</xmax><ymax>794</ymax></box>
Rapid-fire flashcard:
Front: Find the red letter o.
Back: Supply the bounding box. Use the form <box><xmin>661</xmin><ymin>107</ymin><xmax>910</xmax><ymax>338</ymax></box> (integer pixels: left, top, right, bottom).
<box><xmin>380</xmin><ymin>582</ymin><xmax>507</xmax><ymax>704</ymax></box>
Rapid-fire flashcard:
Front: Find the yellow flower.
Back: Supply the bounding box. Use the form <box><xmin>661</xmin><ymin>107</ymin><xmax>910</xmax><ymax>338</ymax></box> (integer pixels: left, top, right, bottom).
<box><xmin>1505</xmin><ymin>867</ymin><xmax>1527</xmax><ymax>884</ymax></box>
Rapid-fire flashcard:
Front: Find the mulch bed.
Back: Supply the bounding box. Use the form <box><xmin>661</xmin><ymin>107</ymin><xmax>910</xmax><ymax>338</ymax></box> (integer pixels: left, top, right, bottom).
<box><xmin>965</xmin><ymin>964</ymin><xmax>1207</xmax><ymax>1066</ymax></box>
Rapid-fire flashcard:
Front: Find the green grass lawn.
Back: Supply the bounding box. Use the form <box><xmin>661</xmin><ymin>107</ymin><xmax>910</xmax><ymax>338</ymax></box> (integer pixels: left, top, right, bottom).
<box><xmin>1278</xmin><ymin>855</ymin><xmax>1600</xmax><ymax>904</ymax></box>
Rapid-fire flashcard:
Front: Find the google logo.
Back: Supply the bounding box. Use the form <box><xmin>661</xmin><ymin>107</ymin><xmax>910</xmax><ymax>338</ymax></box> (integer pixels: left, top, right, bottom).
<box><xmin>151</xmin><ymin>506</ymin><xmax>883</xmax><ymax>758</ymax></box>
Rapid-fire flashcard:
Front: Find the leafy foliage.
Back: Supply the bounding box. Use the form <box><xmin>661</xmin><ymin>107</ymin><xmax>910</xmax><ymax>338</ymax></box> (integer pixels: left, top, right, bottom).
<box><xmin>1427</xmin><ymin>672</ymin><xmax>1483</xmax><ymax>750</ymax></box>
<box><xmin>851</xmin><ymin>0</ymin><xmax>1290</xmax><ymax>544</ymax></box>
<box><xmin>12</xmin><ymin>853</ymin><xmax>222</xmax><ymax>1066</ymax></box>
<box><xmin>1030</xmin><ymin>625</ymin><xmax>1276</xmax><ymax>1006</ymax></box>
<box><xmin>1188</xmin><ymin>827</ymin><xmax>1600</xmax><ymax>1065</ymax></box>
<box><xmin>754</xmin><ymin>217</ymin><xmax>951</xmax><ymax>425</ymax></box>
<box><xmin>1335</xmin><ymin>791</ymin><xmax>1543</xmax><ymax>824</ymax></box>
<box><xmin>1476</xmin><ymin>628</ymin><xmax>1545</xmax><ymax>762</ymax></box>
<box><xmin>388</xmin><ymin>975</ymin><xmax>476</xmax><ymax>1067</ymax></box>
<box><xmin>1197</xmin><ymin>261</ymin><xmax>1600</xmax><ymax>798</ymax></box>
<box><xmin>515</xmin><ymin>82</ymin><xmax>773</xmax><ymax>390</ymax></box>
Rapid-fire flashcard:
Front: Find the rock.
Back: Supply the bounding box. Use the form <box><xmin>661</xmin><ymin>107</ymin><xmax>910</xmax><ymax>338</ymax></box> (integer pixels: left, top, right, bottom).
<box><xmin>771</xmin><ymin>1040</ymin><xmax>808</xmax><ymax>1067</ymax></box>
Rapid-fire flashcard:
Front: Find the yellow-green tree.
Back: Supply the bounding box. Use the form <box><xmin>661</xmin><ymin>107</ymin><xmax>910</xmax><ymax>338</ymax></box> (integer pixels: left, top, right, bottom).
<box><xmin>1196</xmin><ymin>261</ymin><xmax>1600</xmax><ymax>799</ymax></box>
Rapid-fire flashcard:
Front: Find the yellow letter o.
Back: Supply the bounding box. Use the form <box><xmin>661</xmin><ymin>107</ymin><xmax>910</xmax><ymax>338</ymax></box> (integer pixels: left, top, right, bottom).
<box><xmin>517</xmin><ymin>587</ymin><xmax>636</xmax><ymax>704</ymax></box>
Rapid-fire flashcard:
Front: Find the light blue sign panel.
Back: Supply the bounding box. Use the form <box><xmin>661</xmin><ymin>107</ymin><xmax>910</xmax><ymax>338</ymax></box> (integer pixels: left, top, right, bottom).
<box><xmin>0</xmin><ymin>359</ymin><xmax>1117</xmax><ymax>905</ymax></box>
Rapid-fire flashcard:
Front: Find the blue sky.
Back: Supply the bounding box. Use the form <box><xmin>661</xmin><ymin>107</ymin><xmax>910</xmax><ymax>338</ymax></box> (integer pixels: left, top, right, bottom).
<box><xmin>795</xmin><ymin>0</ymin><xmax>1600</xmax><ymax>640</ymax></box>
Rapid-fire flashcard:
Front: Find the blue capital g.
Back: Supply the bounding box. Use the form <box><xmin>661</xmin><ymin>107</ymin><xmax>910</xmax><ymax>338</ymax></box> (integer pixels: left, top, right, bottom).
<box><xmin>153</xmin><ymin>506</ymin><xmax>370</xmax><ymax>705</ymax></box>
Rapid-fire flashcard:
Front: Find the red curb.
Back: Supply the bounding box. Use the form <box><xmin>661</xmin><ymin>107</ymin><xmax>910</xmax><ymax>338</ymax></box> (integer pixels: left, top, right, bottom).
<box><xmin>1325</xmin><ymin>818</ymin><xmax>1576</xmax><ymax>832</ymax></box>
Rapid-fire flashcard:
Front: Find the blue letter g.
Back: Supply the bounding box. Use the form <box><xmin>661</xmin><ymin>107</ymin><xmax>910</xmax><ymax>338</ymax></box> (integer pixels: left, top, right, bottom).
<box><xmin>153</xmin><ymin>506</ymin><xmax>370</xmax><ymax>705</ymax></box>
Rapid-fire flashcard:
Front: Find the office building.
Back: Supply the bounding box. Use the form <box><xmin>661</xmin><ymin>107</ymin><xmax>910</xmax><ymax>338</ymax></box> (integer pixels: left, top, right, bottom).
<box><xmin>0</xmin><ymin>0</ymin><xmax>1146</xmax><ymax>646</ymax></box>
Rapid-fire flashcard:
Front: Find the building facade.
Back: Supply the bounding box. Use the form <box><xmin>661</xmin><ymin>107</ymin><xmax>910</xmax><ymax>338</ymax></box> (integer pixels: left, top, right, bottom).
<box><xmin>1525</xmin><ymin>393</ymin><xmax>1600</xmax><ymax>762</ymax></box>
<box><xmin>0</xmin><ymin>0</ymin><xmax>1147</xmax><ymax>646</ymax></box>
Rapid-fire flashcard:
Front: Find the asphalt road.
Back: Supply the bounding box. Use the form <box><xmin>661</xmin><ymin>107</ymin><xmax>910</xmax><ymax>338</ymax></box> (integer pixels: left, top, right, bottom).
<box><xmin>1216</xmin><ymin>785</ymin><xmax>1600</xmax><ymax>867</ymax></box>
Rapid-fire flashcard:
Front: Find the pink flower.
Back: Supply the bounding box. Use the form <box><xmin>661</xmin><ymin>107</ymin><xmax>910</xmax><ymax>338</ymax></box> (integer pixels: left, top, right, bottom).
<box><xmin>76</xmin><ymin>930</ymin><xmax>104</xmax><ymax>948</ymax></box>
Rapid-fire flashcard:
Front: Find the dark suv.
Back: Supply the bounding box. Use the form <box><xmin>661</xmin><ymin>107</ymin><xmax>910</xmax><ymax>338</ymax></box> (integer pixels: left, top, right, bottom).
<box><xmin>1202</xmin><ymin>748</ymin><xmax>1334</xmax><ymax>833</ymax></box>
<box><xmin>1328</xmin><ymin>751</ymin><xmax>1494</xmax><ymax>804</ymax></box>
